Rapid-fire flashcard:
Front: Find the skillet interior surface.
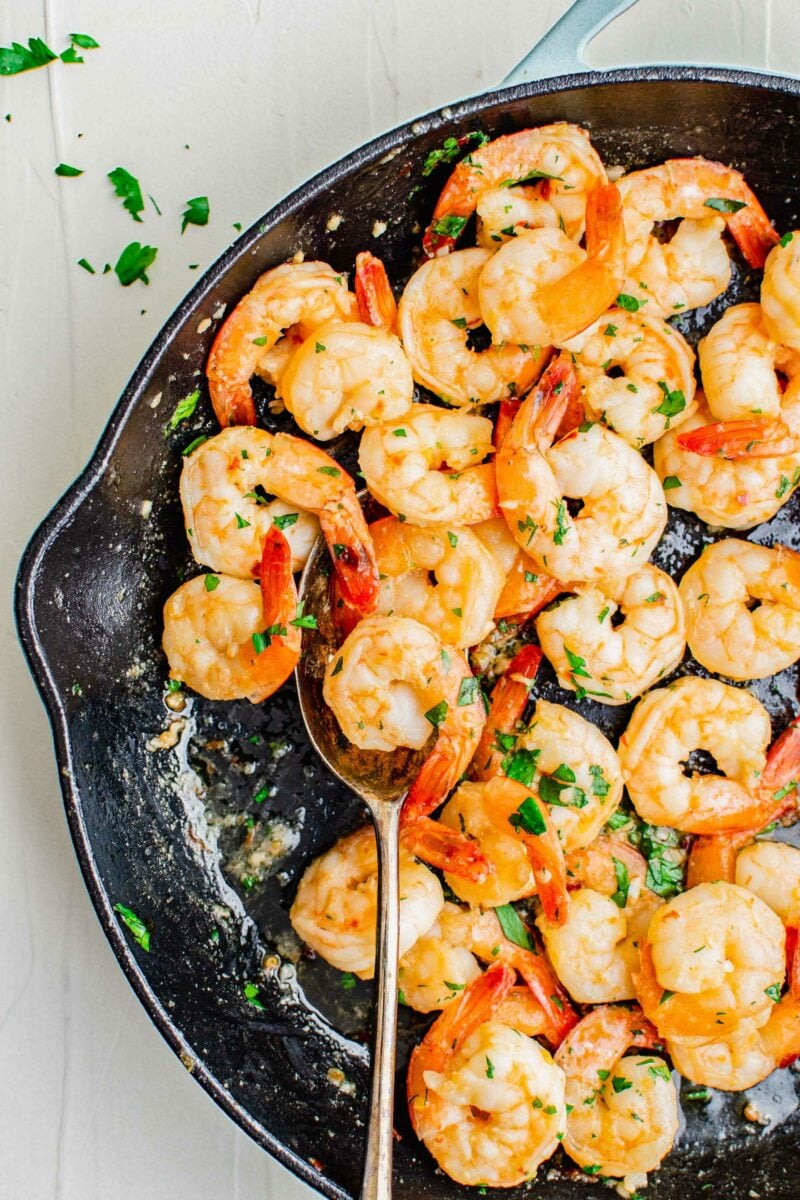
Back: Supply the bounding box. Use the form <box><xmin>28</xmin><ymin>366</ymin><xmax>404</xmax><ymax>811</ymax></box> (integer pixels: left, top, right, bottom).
<box><xmin>16</xmin><ymin>69</ymin><xmax>800</xmax><ymax>1199</ymax></box>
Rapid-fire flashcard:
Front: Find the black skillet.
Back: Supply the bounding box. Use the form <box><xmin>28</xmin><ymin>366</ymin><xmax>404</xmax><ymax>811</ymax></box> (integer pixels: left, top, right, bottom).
<box><xmin>15</xmin><ymin>0</ymin><xmax>800</xmax><ymax>1195</ymax></box>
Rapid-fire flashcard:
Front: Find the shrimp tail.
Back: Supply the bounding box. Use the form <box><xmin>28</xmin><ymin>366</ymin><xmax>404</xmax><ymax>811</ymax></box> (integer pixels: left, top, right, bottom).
<box><xmin>401</xmin><ymin>816</ymin><xmax>491</xmax><ymax>883</ymax></box>
<box><xmin>355</xmin><ymin>251</ymin><xmax>398</xmax><ymax>332</ymax></box>
<box><xmin>785</xmin><ymin>927</ymin><xmax>800</xmax><ymax>1000</ymax></box>
<box><xmin>511</xmin><ymin>943</ymin><xmax>579</xmax><ymax>1044</ymax></box>
<box><xmin>727</xmin><ymin>195</ymin><xmax>780</xmax><ymax>269</ymax></box>
<box><xmin>329</xmin><ymin>576</ymin><xmax>364</xmax><ymax>642</ymax></box>
<box><xmin>319</xmin><ymin>496</ymin><xmax>380</xmax><ymax>616</ymax></box>
<box><xmin>472</xmin><ymin>645</ymin><xmax>542</xmax><ymax>781</ymax></box>
<box><xmin>260</xmin><ymin>525</ymin><xmax>298</xmax><ymax>629</ymax></box>
<box><xmin>403</xmin><ymin>732</ymin><xmax>467</xmax><ymax>826</ymax></box>
<box><xmin>761</xmin><ymin>712</ymin><xmax>800</xmax><ymax>800</ymax></box>
<box><xmin>686</xmin><ymin>828</ymin><xmax>754</xmax><ymax>887</ymax></box>
<box><xmin>494</xmin><ymin>397</ymin><xmax>521</xmax><ymax>450</ymax></box>
<box><xmin>504</xmin><ymin>352</ymin><xmax>579</xmax><ymax>458</ymax></box>
<box><xmin>208</xmin><ymin>379</ymin><xmax>258</xmax><ymax>428</ymax></box>
<box><xmin>517</xmin><ymin>806</ymin><xmax>570</xmax><ymax>926</ymax></box>
<box><xmin>677</xmin><ymin>417</ymin><xmax>795</xmax><ymax>459</ymax></box>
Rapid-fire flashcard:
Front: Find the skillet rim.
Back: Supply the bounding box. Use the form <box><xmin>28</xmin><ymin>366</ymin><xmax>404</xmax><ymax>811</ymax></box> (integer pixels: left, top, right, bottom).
<box><xmin>15</xmin><ymin>64</ymin><xmax>800</xmax><ymax>1199</ymax></box>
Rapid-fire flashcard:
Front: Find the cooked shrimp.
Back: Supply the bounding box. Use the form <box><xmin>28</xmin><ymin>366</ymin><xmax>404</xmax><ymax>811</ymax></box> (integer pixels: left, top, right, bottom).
<box><xmin>667</xmin><ymin>993</ymin><xmax>800</xmax><ymax>1091</ymax></box>
<box><xmin>163</xmin><ymin>527</ymin><xmax>300</xmax><ymax>702</ymax></box>
<box><xmin>536</xmin><ymin>563</ymin><xmax>685</xmax><ymax>706</ymax></box>
<box><xmin>438</xmin><ymin>776</ymin><xmax>569</xmax><ymax>923</ymax></box>
<box><xmin>206</xmin><ymin>261</ymin><xmax>359</xmax><ymax>425</ymax></box>
<box><xmin>496</xmin><ymin>355</ymin><xmax>667</xmax><ymax>587</ymax></box>
<box><xmin>618</xmin><ymin>676</ymin><xmax>772</xmax><ymax>833</ymax></box>
<box><xmin>555</xmin><ymin>1005</ymin><xmax>678</xmax><ymax>1185</ymax></box>
<box><xmin>478</xmin><ymin>183</ymin><xmax>626</xmax><ymax>348</ymax></box>
<box><xmin>358</xmin><ymin>404</ymin><xmax>497</xmax><ymax>526</ymax></box>
<box><xmin>323</xmin><ymin>617</ymin><xmax>485</xmax><ymax>821</ymax></box>
<box><xmin>180</xmin><ymin>426</ymin><xmax>379</xmax><ymax>613</ymax></box>
<box><xmin>736</xmin><ymin>841</ymin><xmax>800</xmax><ymax>927</ymax></box>
<box><xmin>563</xmin><ymin>306</ymin><xmax>696</xmax><ymax>447</ymax></box>
<box><xmin>538</xmin><ymin>840</ymin><xmax>661</xmax><ymax>1004</ymax></box>
<box><xmin>654</xmin><ymin>391</ymin><xmax>800</xmax><ymax>529</ymax></box>
<box><xmin>289</xmin><ymin>824</ymin><xmax>444</xmax><ymax>979</ymax></box>
<box><xmin>686</xmin><ymin>714</ymin><xmax>800</xmax><ymax>886</ymax></box>
<box><xmin>407</xmin><ymin>963</ymin><xmax>566</xmax><ymax>1188</ymax></box>
<box><xmin>279</xmin><ymin>321</ymin><xmax>413</xmax><ymax>440</ymax></box>
<box><xmin>399</xmin><ymin>902</ymin><xmax>577</xmax><ymax>1040</ymax></box>
<box><xmin>485</xmin><ymin>699</ymin><xmax>624</xmax><ymax>852</ymax></box>
<box><xmin>761</xmin><ymin>230</ymin><xmax>800</xmax><ymax>351</ymax></box>
<box><xmin>679</xmin><ymin>539</ymin><xmax>800</xmax><ymax>681</ymax></box>
<box><xmin>475</xmin><ymin>186</ymin><xmax>561</xmax><ymax>248</ymax></box>
<box><xmin>423</xmin><ymin>122</ymin><xmax>607</xmax><ymax>256</ymax></box>
<box><xmin>634</xmin><ymin>881</ymin><xmax>785</xmax><ymax>1043</ymax></box>
<box><xmin>397</xmin><ymin>248</ymin><xmax>548</xmax><ymax>407</ymax></box>
<box><xmin>370</xmin><ymin>517</ymin><xmax>504</xmax><ymax>649</ymax></box>
<box><xmin>472</xmin><ymin>644</ymin><xmax>542</xmax><ymax>782</ymax></box>
<box><xmin>472</xmin><ymin>518</ymin><xmax>562</xmax><ymax>621</ymax></box>
<box><xmin>354</xmin><ymin>250</ymin><xmax>397</xmax><ymax>333</ymax></box>
<box><xmin>698</xmin><ymin>302</ymin><xmax>800</xmax><ymax>421</ymax></box>
<box><xmin>615</xmin><ymin>157</ymin><xmax>778</xmax><ymax>316</ymax></box>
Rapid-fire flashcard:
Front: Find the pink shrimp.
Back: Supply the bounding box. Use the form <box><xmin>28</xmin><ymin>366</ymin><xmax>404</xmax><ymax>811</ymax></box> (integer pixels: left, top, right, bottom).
<box><xmin>354</xmin><ymin>250</ymin><xmax>398</xmax><ymax>333</ymax></box>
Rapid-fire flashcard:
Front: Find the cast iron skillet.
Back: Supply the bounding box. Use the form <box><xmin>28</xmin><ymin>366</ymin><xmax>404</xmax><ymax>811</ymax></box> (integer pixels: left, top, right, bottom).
<box><xmin>15</xmin><ymin>1</ymin><xmax>800</xmax><ymax>1195</ymax></box>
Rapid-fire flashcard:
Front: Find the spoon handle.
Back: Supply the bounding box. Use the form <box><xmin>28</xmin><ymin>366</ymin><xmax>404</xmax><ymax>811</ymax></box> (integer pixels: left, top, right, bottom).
<box><xmin>360</xmin><ymin>795</ymin><xmax>403</xmax><ymax>1200</ymax></box>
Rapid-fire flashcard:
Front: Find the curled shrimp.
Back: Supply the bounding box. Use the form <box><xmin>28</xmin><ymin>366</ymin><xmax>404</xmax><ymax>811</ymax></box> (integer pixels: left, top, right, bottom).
<box><xmin>563</xmin><ymin>305</ymin><xmax>697</xmax><ymax>447</ymax></box>
<box><xmin>279</xmin><ymin>321</ymin><xmax>413</xmax><ymax>440</ymax></box>
<box><xmin>407</xmin><ymin>962</ymin><xmax>567</xmax><ymax>1188</ymax></box>
<box><xmin>162</xmin><ymin>527</ymin><xmax>300</xmax><ymax>702</ymax></box>
<box><xmin>354</xmin><ymin>250</ymin><xmax>397</xmax><ymax>332</ymax></box>
<box><xmin>761</xmin><ymin>230</ymin><xmax>800</xmax><ymax>351</ymax></box>
<box><xmin>474</xmin><ymin>695</ymin><xmax>623</xmax><ymax>852</ymax></box>
<box><xmin>537</xmin><ymin>839</ymin><xmax>662</xmax><ymax>1004</ymax></box>
<box><xmin>634</xmin><ymin>881</ymin><xmax>786</xmax><ymax>1043</ymax></box>
<box><xmin>423</xmin><ymin>122</ymin><xmax>607</xmax><ymax>256</ymax></box>
<box><xmin>554</xmin><ymin>1005</ymin><xmax>678</xmax><ymax>1186</ymax></box>
<box><xmin>667</xmin><ymin>992</ymin><xmax>800</xmax><ymax>1092</ymax></box>
<box><xmin>654</xmin><ymin>391</ymin><xmax>800</xmax><ymax>529</ymax></box>
<box><xmin>400</xmin><ymin>902</ymin><xmax>577</xmax><ymax>1041</ymax></box>
<box><xmin>615</xmin><ymin>157</ymin><xmax>778</xmax><ymax>316</ymax></box>
<box><xmin>478</xmin><ymin>183</ymin><xmax>626</xmax><ymax>348</ymax></box>
<box><xmin>371</xmin><ymin>517</ymin><xmax>505</xmax><ymax>649</ymax></box>
<box><xmin>618</xmin><ymin>676</ymin><xmax>772</xmax><ymax>833</ymax></box>
<box><xmin>438</xmin><ymin>775</ymin><xmax>569</xmax><ymax>923</ymax></box>
<box><xmin>686</xmin><ymin>714</ymin><xmax>800</xmax><ymax>885</ymax></box>
<box><xmin>323</xmin><ymin>616</ymin><xmax>485</xmax><ymax>794</ymax></box>
<box><xmin>180</xmin><ymin>426</ymin><xmax>378</xmax><ymax>614</ymax></box>
<box><xmin>397</xmin><ymin>248</ymin><xmax>548</xmax><ymax>407</ymax></box>
<box><xmin>358</xmin><ymin>404</ymin><xmax>497</xmax><ymax>526</ymax></box>
<box><xmin>472</xmin><ymin>518</ymin><xmax>562</xmax><ymax>622</ymax></box>
<box><xmin>679</xmin><ymin>539</ymin><xmax>800</xmax><ymax>681</ymax></box>
<box><xmin>736</xmin><ymin>841</ymin><xmax>800</xmax><ymax>993</ymax></box>
<box><xmin>698</xmin><ymin>302</ymin><xmax>800</xmax><ymax>422</ymax></box>
<box><xmin>289</xmin><ymin>824</ymin><xmax>444</xmax><ymax>979</ymax></box>
<box><xmin>535</xmin><ymin>563</ymin><xmax>686</xmax><ymax>706</ymax></box>
<box><xmin>496</xmin><ymin>355</ymin><xmax>667</xmax><ymax>587</ymax></box>
<box><xmin>206</xmin><ymin>261</ymin><xmax>358</xmax><ymax>425</ymax></box>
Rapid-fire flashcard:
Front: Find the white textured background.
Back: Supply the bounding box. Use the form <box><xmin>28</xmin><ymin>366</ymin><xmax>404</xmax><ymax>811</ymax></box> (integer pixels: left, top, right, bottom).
<box><xmin>2</xmin><ymin>2</ymin><xmax>798</xmax><ymax>1197</ymax></box>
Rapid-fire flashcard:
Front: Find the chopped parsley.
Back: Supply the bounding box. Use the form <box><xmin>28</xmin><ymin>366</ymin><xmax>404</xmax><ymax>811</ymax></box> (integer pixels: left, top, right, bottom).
<box><xmin>114</xmin><ymin>903</ymin><xmax>150</xmax><ymax>952</ymax></box>
<box><xmin>447</xmin><ymin>531</ymin><xmax>459</xmax><ymax>548</ymax></box>
<box><xmin>424</xmin><ymin>700</ymin><xmax>449</xmax><ymax>727</ymax></box>
<box><xmin>589</xmin><ymin>764</ymin><xmax>610</xmax><ymax>798</ymax></box>
<box><xmin>780</xmin><ymin>231</ymin><xmax>794</xmax><ymax>247</ymax></box>
<box><xmin>182</xmin><ymin>435</ymin><xmax>208</xmax><ymax>456</ymax></box>
<box><xmin>652</xmin><ymin>380</ymin><xmax>686</xmax><ymax>428</ymax></box>
<box><xmin>341</xmin><ymin>972</ymin><xmax>357</xmax><ymax>990</ymax></box>
<box><xmin>612</xmin><ymin>1076</ymin><xmax>633</xmax><ymax>1093</ymax></box>
<box><xmin>502</xmin><ymin>747</ymin><xmax>540</xmax><ymax>788</ymax></box>
<box><xmin>55</xmin><ymin>162</ymin><xmax>83</xmax><ymax>177</ymax></box>
<box><xmin>168</xmin><ymin>388</ymin><xmax>200</xmax><ymax>429</ymax></box>
<box><xmin>77</xmin><ymin>257</ymin><xmax>96</xmax><ymax>274</ymax></box>
<box><xmin>431</xmin><ymin>214</ymin><xmax>469</xmax><ymax>239</ymax></box>
<box><xmin>704</xmin><ymin>196</ymin><xmax>747</xmax><ymax>213</ymax></box>
<box><xmin>181</xmin><ymin>195</ymin><xmax>210</xmax><ymax>233</ymax></box>
<box><xmin>243</xmin><ymin>981</ymin><xmax>265</xmax><ymax>1010</ymax></box>
<box><xmin>457</xmin><ymin>677</ymin><xmax>480</xmax><ymax>706</ymax></box>
<box><xmin>331</xmin><ymin>657</ymin><xmax>344</xmax><ymax>676</ymax></box>
<box><xmin>662</xmin><ymin>475</ymin><xmax>682</xmax><ymax>490</ymax></box>
<box><xmin>616</xmin><ymin>293</ymin><xmax>646</xmax><ymax>312</ymax></box>
<box><xmin>508</xmin><ymin>795</ymin><xmax>547</xmax><ymax>835</ymax></box>
<box><xmin>273</xmin><ymin>512</ymin><xmax>299</xmax><ymax>530</ymax></box>
<box><xmin>552</xmin><ymin>498</ymin><xmax>569</xmax><ymax>545</ymax></box>
<box><xmin>485</xmin><ymin>1056</ymin><xmax>495</xmax><ymax>1079</ymax></box>
<box><xmin>422</xmin><ymin>130</ymin><xmax>488</xmax><ymax>175</ymax></box>
<box><xmin>290</xmin><ymin>602</ymin><xmax>318</xmax><ymax>629</ymax></box>
<box><xmin>765</xmin><ymin>983</ymin><xmax>782</xmax><ymax>1002</ymax></box>
<box><xmin>114</xmin><ymin>241</ymin><xmax>158</xmax><ymax>286</ymax></box>
<box><xmin>610</xmin><ymin>857</ymin><xmax>630</xmax><ymax>908</ymax></box>
<box><xmin>204</xmin><ymin>574</ymin><xmax>220</xmax><ymax>592</ymax></box>
<box><xmin>494</xmin><ymin>903</ymin><xmax>533</xmax><ymax>951</ymax></box>
<box><xmin>108</xmin><ymin>166</ymin><xmax>145</xmax><ymax>222</ymax></box>
<box><xmin>234</xmin><ymin>512</ymin><xmax>251</xmax><ymax>529</ymax></box>
<box><xmin>317</xmin><ymin>465</ymin><xmax>341</xmax><ymax>478</ymax></box>
<box><xmin>0</xmin><ymin>34</ymin><xmax>97</xmax><ymax>75</ymax></box>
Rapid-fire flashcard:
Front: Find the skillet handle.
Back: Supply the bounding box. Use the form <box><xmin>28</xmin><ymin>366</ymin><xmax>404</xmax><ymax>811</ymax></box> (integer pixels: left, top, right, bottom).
<box><xmin>501</xmin><ymin>0</ymin><xmax>640</xmax><ymax>86</ymax></box>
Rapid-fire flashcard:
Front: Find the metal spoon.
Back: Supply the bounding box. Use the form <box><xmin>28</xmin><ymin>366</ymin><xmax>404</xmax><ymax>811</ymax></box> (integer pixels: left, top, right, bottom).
<box><xmin>295</xmin><ymin>530</ymin><xmax>428</xmax><ymax>1200</ymax></box>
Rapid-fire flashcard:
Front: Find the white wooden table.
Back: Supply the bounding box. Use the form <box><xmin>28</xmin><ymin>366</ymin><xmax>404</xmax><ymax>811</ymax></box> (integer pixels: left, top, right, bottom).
<box><xmin>2</xmin><ymin>1</ymin><xmax>798</xmax><ymax>1196</ymax></box>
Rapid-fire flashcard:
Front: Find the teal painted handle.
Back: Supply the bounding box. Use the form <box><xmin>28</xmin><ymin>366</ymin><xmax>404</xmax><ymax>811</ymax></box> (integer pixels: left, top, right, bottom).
<box><xmin>502</xmin><ymin>0</ymin><xmax>640</xmax><ymax>85</ymax></box>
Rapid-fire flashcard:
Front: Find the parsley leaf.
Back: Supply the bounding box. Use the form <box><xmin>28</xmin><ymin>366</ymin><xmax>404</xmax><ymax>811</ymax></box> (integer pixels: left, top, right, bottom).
<box><xmin>457</xmin><ymin>677</ymin><xmax>480</xmax><ymax>706</ymax></box>
<box><xmin>55</xmin><ymin>162</ymin><xmax>83</xmax><ymax>177</ymax></box>
<box><xmin>114</xmin><ymin>241</ymin><xmax>158</xmax><ymax>286</ymax></box>
<box><xmin>108</xmin><ymin>166</ymin><xmax>145</xmax><ymax>222</ymax></box>
<box><xmin>114</xmin><ymin>902</ymin><xmax>151</xmax><ymax>952</ymax></box>
<box><xmin>494</xmin><ymin>903</ymin><xmax>533</xmax><ymax>951</ymax></box>
<box><xmin>610</xmin><ymin>857</ymin><xmax>630</xmax><ymax>908</ymax></box>
<box><xmin>704</xmin><ymin>196</ymin><xmax>747</xmax><ymax>213</ymax></box>
<box><xmin>422</xmin><ymin>130</ymin><xmax>489</xmax><ymax>175</ymax></box>
<box><xmin>432</xmin><ymin>214</ymin><xmax>469</xmax><ymax>239</ymax></box>
<box><xmin>182</xmin><ymin>195</ymin><xmax>210</xmax><ymax>234</ymax></box>
<box><xmin>662</xmin><ymin>475</ymin><xmax>682</xmax><ymax>490</ymax></box>
<box><xmin>616</xmin><ymin>292</ymin><xmax>646</xmax><ymax>312</ymax></box>
<box><xmin>508</xmin><ymin>795</ymin><xmax>547</xmax><ymax>835</ymax></box>
<box><xmin>424</xmin><ymin>700</ymin><xmax>449</xmax><ymax>727</ymax></box>
<box><xmin>502</xmin><ymin>747</ymin><xmax>540</xmax><ymax>787</ymax></box>
<box><xmin>652</xmin><ymin>380</ymin><xmax>686</xmax><ymax>428</ymax></box>
<box><xmin>169</xmin><ymin>388</ymin><xmax>200</xmax><ymax>429</ymax></box>
<box><xmin>0</xmin><ymin>36</ymin><xmax>57</xmax><ymax>75</ymax></box>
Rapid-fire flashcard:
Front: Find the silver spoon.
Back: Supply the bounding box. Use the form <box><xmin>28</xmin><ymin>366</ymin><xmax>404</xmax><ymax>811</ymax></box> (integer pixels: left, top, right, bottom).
<box><xmin>296</xmin><ymin>529</ymin><xmax>428</xmax><ymax>1200</ymax></box>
